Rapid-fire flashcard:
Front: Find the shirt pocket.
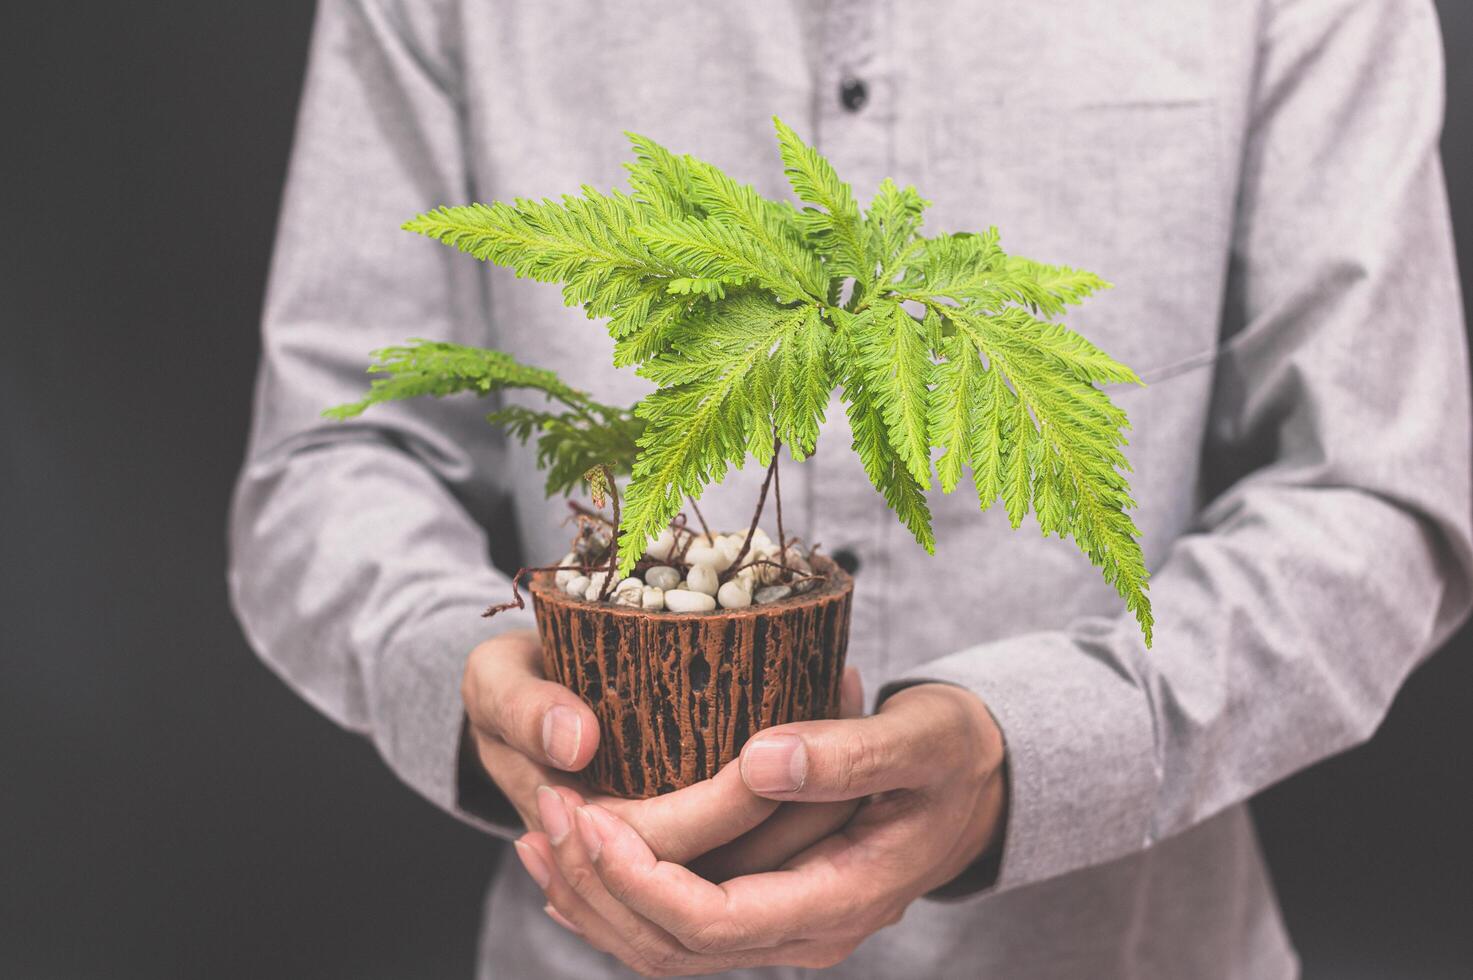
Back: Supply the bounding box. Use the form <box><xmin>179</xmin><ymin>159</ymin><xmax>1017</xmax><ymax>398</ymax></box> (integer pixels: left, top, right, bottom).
<box><xmin>921</xmin><ymin>95</ymin><xmax>1227</xmax><ymax>381</ymax></box>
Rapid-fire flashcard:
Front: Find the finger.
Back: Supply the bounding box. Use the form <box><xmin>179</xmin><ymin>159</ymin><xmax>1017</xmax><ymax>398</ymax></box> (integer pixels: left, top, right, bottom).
<box><xmin>462</xmin><ymin>631</ymin><xmax>600</xmax><ymax>771</ymax></box>
<box><xmin>512</xmin><ymin>832</ymin><xmax>628</xmax><ymax>960</ymax></box>
<box><xmin>738</xmin><ymin>683</ymin><xmax>977</xmax><ymax>802</ymax></box>
<box><xmin>692</xmin><ymin>799</ymin><xmax>860</xmax><ymax>881</ymax></box>
<box><xmin>535</xmin><ymin>789</ymin><xmax>841</xmax><ymax>973</ymax></box>
<box><xmin>597</xmin><ymin>759</ymin><xmax>778</xmax><ymax>865</ymax></box>
<box><xmin>840</xmin><ymin>666</ymin><xmax>864</xmax><ymax>718</ymax></box>
<box><xmin>577</xmin><ymin>803</ymin><xmax>892</xmax><ymax>953</ymax></box>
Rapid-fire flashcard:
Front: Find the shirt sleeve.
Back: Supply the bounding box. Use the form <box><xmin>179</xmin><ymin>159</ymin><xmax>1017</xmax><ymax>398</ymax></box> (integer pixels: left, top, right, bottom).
<box><xmin>882</xmin><ymin>0</ymin><xmax>1473</xmax><ymax>895</ymax></box>
<box><xmin>227</xmin><ymin>0</ymin><xmax>532</xmax><ymax>838</ymax></box>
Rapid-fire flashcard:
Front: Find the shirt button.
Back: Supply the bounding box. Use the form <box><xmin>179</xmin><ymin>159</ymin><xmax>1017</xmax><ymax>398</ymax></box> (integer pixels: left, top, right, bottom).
<box><xmin>832</xmin><ymin>548</ymin><xmax>861</xmax><ymax>574</ymax></box>
<box><xmin>838</xmin><ymin>76</ymin><xmax>868</xmax><ymax>112</ymax></box>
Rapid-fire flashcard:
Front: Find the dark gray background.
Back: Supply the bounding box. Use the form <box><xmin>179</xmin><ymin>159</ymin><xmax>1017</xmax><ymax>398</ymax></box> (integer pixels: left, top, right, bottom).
<box><xmin>2</xmin><ymin>3</ymin><xmax>1469</xmax><ymax>978</ymax></box>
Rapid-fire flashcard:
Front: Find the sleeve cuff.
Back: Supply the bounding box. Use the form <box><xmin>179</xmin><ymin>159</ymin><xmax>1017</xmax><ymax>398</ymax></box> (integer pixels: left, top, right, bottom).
<box><xmin>369</xmin><ymin>600</ymin><xmax>537</xmax><ymax>841</ymax></box>
<box><xmin>878</xmin><ymin>629</ymin><xmax>1160</xmax><ymax>897</ymax></box>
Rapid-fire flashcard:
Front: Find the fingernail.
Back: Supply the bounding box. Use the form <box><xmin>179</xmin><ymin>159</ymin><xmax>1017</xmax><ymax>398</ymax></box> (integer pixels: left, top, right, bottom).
<box><xmin>741</xmin><ymin>733</ymin><xmax>807</xmax><ymax>793</ymax></box>
<box><xmin>536</xmin><ymin>785</ymin><xmax>571</xmax><ymax>845</ymax></box>
<box><xmin>542</xmin><ymin>705</ymin><xmax>582</xmax><ymax>769</ymax></box>
<box><xmin>544</xmin><ymin>903</ymin><xmax>581</xmax><ymax>934</ymax></box>
<box><xmin>574</xmin><ymin>806</ymin><xmax>604</xmax><ymax>862</ymax></box>
<box><xmin>513</xmin><ymin>840</ymin><xmax>551</xmax><ymax>890</ymax></box>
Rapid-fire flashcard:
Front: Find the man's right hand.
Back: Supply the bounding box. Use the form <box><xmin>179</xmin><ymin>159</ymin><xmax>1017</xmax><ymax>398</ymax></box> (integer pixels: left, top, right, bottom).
<box><xmin>462</xmin><ymin>630</ymin><xmax>788</xmax><ymax>866</ymax></box>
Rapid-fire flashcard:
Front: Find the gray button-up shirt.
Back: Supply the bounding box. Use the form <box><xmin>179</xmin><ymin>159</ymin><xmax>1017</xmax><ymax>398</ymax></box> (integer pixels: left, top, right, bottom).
<box><xmin>228</xmin><ymin>1</ymin><xmax>1473</xmax><ymax>976</ymax></box>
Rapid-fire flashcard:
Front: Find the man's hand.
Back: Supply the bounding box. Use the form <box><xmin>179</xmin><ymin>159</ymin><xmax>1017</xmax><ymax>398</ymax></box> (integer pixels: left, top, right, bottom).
<box><xmin>522</xmin><ymin>682</ymin><xmax>1007</xmax><ymax>975</ymax></box>
<box><xmin>462</xmin><ymin>631</ymin><xmax>782</xmax><ymax>866</ymax></box>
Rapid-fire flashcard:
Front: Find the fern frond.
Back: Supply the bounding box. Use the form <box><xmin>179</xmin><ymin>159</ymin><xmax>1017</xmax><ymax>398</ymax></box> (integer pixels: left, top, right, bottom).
<box><xmin>637</xmin><ymin>216</ymin><xmax>812</xmax><ymax>304</ymax></box>
<box><xmin>851</xmin><ymin>299</ymin><xmax>933</xmax><ymax>487</ymax></box>
<box><xmin>617</xmin><ymin>296</ymin><xmax>829</xmax><ymax>570</ymax></box>
<box><xmin>624</xmin><ymin>132</ymin><xmax>704</xmax><ymax>221</ymax></box>
<box><xmin>323</xmin><ymin>340</ymin><xmax>595</xmax><ymax>419</ymax></box>
<box><xmin>833</xmin><ymin>311</ymin><xmax>935</xmax><ymax>552</ymax></box>
<box><xmin>773</xmin><ymin>305</ymin><xmax>834</xmax><ymax>459</ymax></box>
<box><xmin>772</xmin><ymin>117</ymin><xmax>871</xmax><ymax>286</ymax></box>
<box><xmin>904</xmin><ymin>233</ymin><xmax>1112</xmax><ymax>319</ymax></box>
<box><xmin>1001</xmin><ymin>255</ymin><xmax>1111</xmax><ymax>317</ymax></box>
<box><xmin>939</xmin><ymin>307</ymin><xmax>1152</xmax><ymax>641</ymax></box>
<box><xmin>403</xmin><ymin>190</ymin><xmax>668</xmax><ymax>320</ymax></box>
<box><xmin>866</xmin><ymin>178</ymin><xmax>929</xmax><ymax>283</ymax></box>
<box><xmin>683</xmin><ymin>158</ymin><xmax>828</xmax><ymax>301</ymax></box>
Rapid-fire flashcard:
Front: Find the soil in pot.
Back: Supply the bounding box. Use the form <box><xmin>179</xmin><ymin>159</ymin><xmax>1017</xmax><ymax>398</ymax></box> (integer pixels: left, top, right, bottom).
<box><xmin>529</xmin><ymin>552</ymin><xmax>853</xmax><ymax>798</ymax></box>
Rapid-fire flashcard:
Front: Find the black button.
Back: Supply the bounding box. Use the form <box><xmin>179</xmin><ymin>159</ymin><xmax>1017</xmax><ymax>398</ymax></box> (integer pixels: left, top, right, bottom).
<box><xmin>832</xmin><ymin>548</ymin><xmax>861</xmax><ymax>574</ymax></box>
<box><xmin>838</xmin><ymin>77</ymin><xmax>868</xmax><ymax>112</ymax></box>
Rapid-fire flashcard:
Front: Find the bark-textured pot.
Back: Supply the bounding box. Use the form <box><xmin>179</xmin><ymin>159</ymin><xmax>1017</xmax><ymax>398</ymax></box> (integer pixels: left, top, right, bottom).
<box><xmin>529</xmin><ymin>555</ymin><xmax>853</xmax><ymax>798</ymax></box>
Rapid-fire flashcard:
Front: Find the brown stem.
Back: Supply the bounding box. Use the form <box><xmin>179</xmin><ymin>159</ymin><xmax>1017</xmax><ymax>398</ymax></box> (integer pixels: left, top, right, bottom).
<box><xmin>687</xmin><ymin>495</ymin><xmax>713</xmax><ymax>542</ymax></box>
<box><xmin>723</xmin><ymin>438</ymin><xmax>780</xmax><ymax>584</ymax></box>
<box><xmin>483</xmin><ymin>564</ymin><xmax>587</xmax><ymax>618</ymax></box>
<box><xmin>598</xmin><ymin>464</ymin><xmax>622</xmax><ymax>601</ymax></box>
<box><xmin>566</xmin><ymin>499</ymin><xmax>613</xmax><ymax>526</ymax></box>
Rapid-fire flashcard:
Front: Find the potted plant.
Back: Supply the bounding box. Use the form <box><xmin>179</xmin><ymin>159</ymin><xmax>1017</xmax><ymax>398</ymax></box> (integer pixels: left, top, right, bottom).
<box><xmin>327</xmin><ymin>118</ymin><xmax>1152</xmax><ymax>798</ymax></box>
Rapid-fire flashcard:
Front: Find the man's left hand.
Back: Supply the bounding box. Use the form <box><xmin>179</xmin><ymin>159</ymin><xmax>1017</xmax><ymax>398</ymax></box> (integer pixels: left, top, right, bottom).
<box><xmin>520</xmin><ymin>682</ymin><xmax>1008</xmax><ymax>975</ymax></box>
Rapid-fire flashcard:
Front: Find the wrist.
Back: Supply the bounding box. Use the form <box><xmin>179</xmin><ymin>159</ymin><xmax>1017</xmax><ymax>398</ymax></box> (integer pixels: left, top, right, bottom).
<box><xmin>888</xmin><ymin>682</ymin><xmax>1009</xmax><ymax>890</ymax></box>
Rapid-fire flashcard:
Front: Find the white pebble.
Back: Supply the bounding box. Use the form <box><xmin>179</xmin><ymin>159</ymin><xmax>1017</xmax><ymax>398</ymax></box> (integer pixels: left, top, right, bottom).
<box><xmin>749</xmin><ymin>528</ymin><xmax>771</xmax><ymax>549</ymax></box>
<box><xmin>717</xmin><ymin>535</ymin><xmax>745</xmax><ymax>565</ymax></box>
<box><xmin>684</xmin><ymin>544</ymin><xmax>732</xmax><ymax>572</ymax></box>
<box><xmin>686</xmin><ymin>564</ymin><xmax>720</xmax><ymax>596</ymax></box>
<box><xmin>645</xmin><ymin>528</ymin><xmax>676</xmax><ymax>562</ymax></box>
<box><xmin>641</xmin><ymin>586</ymin><xmax>665</xmax><ymax>610</ymax></box>
<box><xmin>584</xmin><ymin>571</ymin><xmax>611</xmax><ymax>601</ymax></box>
<box><xmin>644</xmin><ymin>565</ymin><xmax>681</xmax><ymax>591</ymax></box>
<box><xmin>614</xmin><ymin>576</ymin><xmax>643</xmax><ymax>594</ymax></box>
<box><xmin>564</xmin><ymin>575</ymin><xmax>590</xmax><ymax>597</ymax></box>
<box><xmin>664</xmin><ymin>589</ymin><xmax>716</xmax><ymax>613</ymax></box>
<box><xmin>613</xmin><ymin>588</ymin><xmax>642</xmax><ymax>607</ymax></box>
<box><xmin>717</xmin><ymin>581</ymin><xmax>752</xmax><ymax>609</ymax></box>
<box><xmin>553</xmin><ymin>552</ymin><xmax>580</xmax><ymax>587</ymax></box>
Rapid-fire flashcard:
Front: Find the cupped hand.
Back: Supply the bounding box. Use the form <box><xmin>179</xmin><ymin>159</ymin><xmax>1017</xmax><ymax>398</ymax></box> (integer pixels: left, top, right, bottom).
<box><xmin>523</xmin><ymin>682</ymin><xmax>1007</xmax><ymax>975</ymax></box>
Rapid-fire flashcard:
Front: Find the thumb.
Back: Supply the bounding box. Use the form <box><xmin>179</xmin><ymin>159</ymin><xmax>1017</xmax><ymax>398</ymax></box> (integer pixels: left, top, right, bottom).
<box><xmin>462</xmin><ymin>630</ymin><xmax>600</xmax><ymax>772</ymax></box>
<box><xmin>739</xmin><ymin>686</ymin><xmax>948</xmax><ymax>801</ymax></box>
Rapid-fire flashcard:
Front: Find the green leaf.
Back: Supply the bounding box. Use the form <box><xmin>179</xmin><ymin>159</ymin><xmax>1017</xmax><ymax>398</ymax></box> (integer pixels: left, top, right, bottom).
<box><xmin>772</xmin><ymin>117</ymin><xmax>871</xmax><ymax>285</ymax></box>
<box><xmin>324</xmin><ymin>341</ymin><xmax>644</xmax><ymax>497</ymax></box>
<box><xmin>834</xmin><ymin>311</ymin><xmax>935</xmax><ymax>552</ymax></box>
<box><xmin>323</xmin><ymin>341</ymin><xmax>591</xmax><ymax>419</ymax></box>
<box><xmin>866</xmin><ymin>178</ymin><xmax>929</xmax><ymax>283</ymax></box>
<box><xmin>851</xmin><ymin>299</ymin><xmax>934</xmax><ymax>488</ymax></box>
<box><xmin>617</xmin><ymin>296</ymin><xmax>829</xmax><ymax>571</ymax></box>
<box><xmin>940</xmin><ymin>307</ymin><xmax>1152</xmax><ymax>642</ymax></box>
<box><xmin>929</xmin><ymin>332</ymin><xmax>984</xmax><ymax>494</ymax></box>
<box><xmin>637</xmin><ymin>216</ymin><xmax>812</xmax><ymax>305</ymax></box>
<box><xmin>404</xmin><ymin>190</ymin><xmax>665</xmax><ymax>318</ymax></box>
<box><xmin>624</xmin><ymin>132</ymin><xmax>704</xmax><ymax>221</ymax></box>
<box><xmin>683</xmin><ymin>157</ymin><xmax>829</xmax><ymax>301</ymax></box>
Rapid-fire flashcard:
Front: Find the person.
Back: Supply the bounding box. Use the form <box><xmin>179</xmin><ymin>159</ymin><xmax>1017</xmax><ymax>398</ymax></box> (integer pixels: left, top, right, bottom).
<box><xmin>229</xmin><ymin>1</ymin><xmax>1472</xmax><ymax>976</ymax></box>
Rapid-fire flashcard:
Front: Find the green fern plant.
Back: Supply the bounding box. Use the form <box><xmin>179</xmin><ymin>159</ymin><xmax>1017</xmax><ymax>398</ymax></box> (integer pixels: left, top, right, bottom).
<box><xmin>328</xmin><ymin>117</ymin><xmax>1154</xmax><ymax>644</ymax></box>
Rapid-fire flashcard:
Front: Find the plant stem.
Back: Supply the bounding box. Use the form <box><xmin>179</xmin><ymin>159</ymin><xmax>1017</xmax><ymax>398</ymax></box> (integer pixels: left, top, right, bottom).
<box><xmin>687</xmin><ymin>495</ymin><xmax>713</xmax><ymax>542</ymax></box>
<box><xmin>725</xmin><ymin>438</ymin><xmax>780</xmax><ymax>584</ymax></box>
<box><xmin>598</xmin><ymin>464</ymin><xmax>621</xmax><ymax>601</ymax></box>
<box><xmin>566</xmin><ymin>499</ymin><xmax>613</xmax><ymax>526</ymax></box>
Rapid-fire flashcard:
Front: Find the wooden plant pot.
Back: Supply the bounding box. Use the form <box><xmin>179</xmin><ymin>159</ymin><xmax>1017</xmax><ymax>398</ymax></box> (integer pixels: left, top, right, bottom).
<box><xmin>529</xmin><ymin>555</ymin><xmax>853</xmax><ymax>798</ymax></box>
